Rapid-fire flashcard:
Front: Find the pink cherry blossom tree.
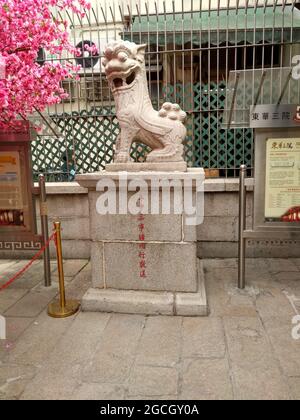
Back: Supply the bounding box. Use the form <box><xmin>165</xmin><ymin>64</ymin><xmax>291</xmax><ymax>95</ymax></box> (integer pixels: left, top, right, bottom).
<box><xmin>0</xmin><ymin>0</ymin><xmax>91</xmax><ymax>129</ymax></box>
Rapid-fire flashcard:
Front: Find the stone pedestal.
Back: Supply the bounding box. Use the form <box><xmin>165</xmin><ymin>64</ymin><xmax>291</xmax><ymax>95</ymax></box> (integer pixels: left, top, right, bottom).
<box><xmin>76</xmin><ymin>169</ymin><xmax>208</xmax><ymax>316</ymax></box>
<box><xmin>106</xmin><ymin>161</ymin><xmax>187</xmax><ymax>172</ymax></box>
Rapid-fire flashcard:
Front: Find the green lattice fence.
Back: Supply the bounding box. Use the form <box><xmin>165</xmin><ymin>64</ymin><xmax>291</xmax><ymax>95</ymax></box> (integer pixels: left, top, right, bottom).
<box><xmin>163</xmin><ymin>82</ymin><xmax>253</xmax><ymax>175</ymax></box>
<box><xmin>32</xmin><ymin>83</ymin><xmax>253</xmax><ymax>181</ymax></box>
<box><xmin>32</xmin><ymin>116</ymin><xmax>152</xmax><ymax>181</ymax></box>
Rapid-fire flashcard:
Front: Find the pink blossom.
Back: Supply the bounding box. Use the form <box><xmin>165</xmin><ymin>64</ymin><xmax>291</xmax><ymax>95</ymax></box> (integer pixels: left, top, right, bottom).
<box><xmin>0</xmin><ymin>0</ymin><xmax>91</xmax><ymax>128</ymax></box>
<box><xmin>84</xmin><ymin>44</ymin><xmax>99</xmax><ymax>55</ymax></box>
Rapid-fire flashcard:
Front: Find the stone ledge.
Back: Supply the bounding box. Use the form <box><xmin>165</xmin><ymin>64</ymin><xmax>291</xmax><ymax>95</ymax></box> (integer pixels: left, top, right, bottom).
<box><xmin>205</xmin><ymin>178</ymin><xmax>254</xmax><ymax>192</ymax></box>
<box><xmin>76</xmin><ymin>168</ymin><xmax>205</xmax><ymax>189</ymax></box>
<box><xmin>175</xmin><ymin>261</ymin><xmax>208</xmax><ymax>316</ymax></box>
<box><xmin>106</xmin><ymin>161</ymin><xmax>188</xmax><ymax>172</ymax></box>
<box><xmin>34</xmin><ymin>182</ymin><xmax>88</xmax><ymax>195</ymax></box>
<box><xmin>82</xmin><ymin>289</ymin><xmax>175</xmax><ymax>315</ymax></box>
<box><xmin>35</xmin><ymin>177</ymin><xmax>254</xmax><ymax>195</ymax></box>
<box><xmin>175</xmin><ymin>292</ymin><xmax>208</xmax><ymax>316</ymax></box>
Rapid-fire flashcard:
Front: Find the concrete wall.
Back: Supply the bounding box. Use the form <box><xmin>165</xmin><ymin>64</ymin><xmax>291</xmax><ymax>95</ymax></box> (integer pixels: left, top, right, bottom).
<box><xmin>1</xmin><ymin>178</ymin><xmax>299</xmax><ymax>259</ymax></box>
<box><xmin>87</xmin><ymin>1</ymin><xmax>285</xmax><ymax>20</ymax></box>
<box><xmin>35</xmin><ymin>183</ymin><xmax>91</xmax><ymax>260</ymax></box>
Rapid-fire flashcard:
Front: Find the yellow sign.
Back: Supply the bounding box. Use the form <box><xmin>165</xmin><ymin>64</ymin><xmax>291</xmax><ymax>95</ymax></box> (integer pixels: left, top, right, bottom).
<box><xmin>265</xmin><ymin>138</ymin><xmax>300</xmax><ymax>220</ymax></box>
<box><xmin>0</xmin><ymin>151</ymin><xmax>24</xmax><ymax>226</ymax></box>
<box><xmin>0</xmin><ymin>156</ymin><xmax>17</xmax><ymax>165</ymax></box>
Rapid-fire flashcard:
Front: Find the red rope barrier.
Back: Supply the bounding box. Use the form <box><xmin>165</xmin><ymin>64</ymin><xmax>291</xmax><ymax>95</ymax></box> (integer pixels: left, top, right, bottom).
<box><xmin>0</xmin><ymin>232</ymin><xmax>57</xmax><ymax>292</ymax></box>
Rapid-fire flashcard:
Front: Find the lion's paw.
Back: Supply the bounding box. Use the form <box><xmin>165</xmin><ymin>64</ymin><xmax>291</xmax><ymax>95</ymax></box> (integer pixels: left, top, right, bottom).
<box><xmin>158</xmin><ymin>102</ymin><xmax>186</xmax><ymax>122</ymax></box>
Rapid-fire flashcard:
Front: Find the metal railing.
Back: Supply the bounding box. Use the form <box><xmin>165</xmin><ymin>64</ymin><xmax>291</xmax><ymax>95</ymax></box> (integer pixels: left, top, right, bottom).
<box><xmin>33</xmin><ymin>0</ymin><xmax>300</xmax><ymax>180</ymax></box>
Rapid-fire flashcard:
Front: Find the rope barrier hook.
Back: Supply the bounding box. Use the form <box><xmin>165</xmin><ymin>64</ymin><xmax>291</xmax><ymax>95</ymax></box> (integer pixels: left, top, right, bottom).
<box><xmin>47</xmin><ymin>221</ymin><xmax>80</xmax><ymax>318</ymax></box>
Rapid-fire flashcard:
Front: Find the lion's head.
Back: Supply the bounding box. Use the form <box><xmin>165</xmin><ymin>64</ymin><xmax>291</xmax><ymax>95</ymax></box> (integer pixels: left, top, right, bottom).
<box><xmin>102</xmin><ymin>41</ymin><xmax>146</xmax><ymax>93</ymax></box>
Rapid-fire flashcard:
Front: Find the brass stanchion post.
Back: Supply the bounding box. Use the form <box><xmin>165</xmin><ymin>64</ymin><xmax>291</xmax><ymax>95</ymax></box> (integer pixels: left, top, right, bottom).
<box><xmin>47</xmin><ymin>221</ymin><xmax>80</xmax><ymax>318</ymax></box>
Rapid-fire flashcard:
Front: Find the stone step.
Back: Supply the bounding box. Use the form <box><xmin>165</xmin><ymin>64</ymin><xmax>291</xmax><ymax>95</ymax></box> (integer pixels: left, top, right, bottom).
<box><xmin>82</xmin><ymin>260</ymin><xmax>208</xmax><ymax>316</ymax></box>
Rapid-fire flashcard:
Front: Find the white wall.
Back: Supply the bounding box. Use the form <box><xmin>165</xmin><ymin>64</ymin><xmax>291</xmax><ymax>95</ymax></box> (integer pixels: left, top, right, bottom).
<box><xmin>59</xmin><ymin>1</ymin><xmax>296</xmax><ymax>27</ymax></box>
<box><xmin>86</xmin><ymin>0</ymin><xmax>293</xmax><ymax>24</ymax></box>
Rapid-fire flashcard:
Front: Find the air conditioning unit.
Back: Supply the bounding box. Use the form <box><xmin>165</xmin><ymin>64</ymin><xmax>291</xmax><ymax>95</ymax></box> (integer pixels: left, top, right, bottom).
<box><xmin>36</xmin><ymin>48</ymin><xmax>77</xmax><ymax>102</ymax></box>
<box><xmin>36</xmin><ymin>47</ymin><xmax>46</xmax><ymax>65</ymax></box>
<box><xmin>36</xmin><ymin>48</ymin><xmax>58</xmax><ymax>66</ymax></box>
<box><xmin>147</xmin><ymin>44</ymin><xmax>163</xmax><ymax>67</ymax></box>
<box><xmin>80</xmin><ymin>75</ymin><xmax>111</xmax><ymax>102</ymax></box>
<box><xmin>36</xmin><ymin>47</ymin><xmax>62</xmax><ymax>66</ymax></box>
<box><xmin>36</xmin><ymin>40</ymin><xmax>104</xmax><ymax>75</ymax></box>
<box><xmin>61</xmin><ymin>79</ymin><xmax>77</xmax><ymax>102</ymax></box>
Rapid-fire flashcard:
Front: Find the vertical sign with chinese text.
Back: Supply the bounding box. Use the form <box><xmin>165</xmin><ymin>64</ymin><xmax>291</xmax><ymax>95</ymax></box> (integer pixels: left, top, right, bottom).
<box><xmin>0</xmin><ymin>151</ymin><xmax>24</xmax><ymax>226</ymax></box>
<box><xmin>265</xmin><ymin>138</ymin><xmax>300</xmax><ymax>221</ymax></box>
<box><xmin>0</xmin><ymin>122</ymin><xmax>37</xmax><ymax>239</ymax></box>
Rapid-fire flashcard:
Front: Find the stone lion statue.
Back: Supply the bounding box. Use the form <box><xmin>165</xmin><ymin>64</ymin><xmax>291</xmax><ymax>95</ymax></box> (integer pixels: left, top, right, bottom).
<box><xmin>102</xmin><ymin>40</ymin><xmax>187</xmax><ymax>164</ymax></box>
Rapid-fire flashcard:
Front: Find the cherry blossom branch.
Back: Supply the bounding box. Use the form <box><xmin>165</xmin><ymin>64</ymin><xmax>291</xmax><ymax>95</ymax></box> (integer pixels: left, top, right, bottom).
<box><xmin>0</xmin><ymin>0</ymin><xmax>91</xmax><ymax>129</ymax></box>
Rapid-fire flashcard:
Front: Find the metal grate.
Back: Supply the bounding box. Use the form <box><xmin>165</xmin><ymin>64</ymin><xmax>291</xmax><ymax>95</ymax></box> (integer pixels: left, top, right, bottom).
<box><xmin>33</xmin><ymin>0</ymin><xmax>300</xmax><ymax>180</ymax></box>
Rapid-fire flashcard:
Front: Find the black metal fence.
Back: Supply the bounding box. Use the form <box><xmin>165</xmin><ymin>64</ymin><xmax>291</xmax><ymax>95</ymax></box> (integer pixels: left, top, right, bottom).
<box><xmin>33</xmin><ymin>0</ymin><xmax>300</xmax><ymax>180</ymax></box>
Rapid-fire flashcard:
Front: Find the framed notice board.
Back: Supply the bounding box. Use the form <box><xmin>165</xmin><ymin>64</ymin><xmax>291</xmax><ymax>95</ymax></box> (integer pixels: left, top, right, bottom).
<box><xmin>253</xmin><ymin>127</ymin><xmax>300</xmax><ymax>237</ymax></box>
<box><xmin>265</xmin><ymin>138</ymin><xmax>300</xmax><ymax>222</ymax></box>
<box><xmin>0</xmin><ymin>122</ymin><xmax>41</xmax><ymax>249</ymax></box>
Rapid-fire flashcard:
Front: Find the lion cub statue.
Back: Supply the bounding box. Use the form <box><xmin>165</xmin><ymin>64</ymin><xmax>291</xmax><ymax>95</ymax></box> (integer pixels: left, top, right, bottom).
<box><xmin>102</xmin><ymin>40</ymin><xmax>187</xmax><ymax>164</ymax></box>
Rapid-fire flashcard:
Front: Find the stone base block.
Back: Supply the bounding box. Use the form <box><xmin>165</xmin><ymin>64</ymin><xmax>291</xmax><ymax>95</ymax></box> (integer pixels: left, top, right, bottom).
<box><xmin>91</xmin><ymin>241</ymin><xmax>198</xmax><ymax>292</ymax></box>
<box><xmin>82</xmin><ymin>260</ymin><xmax>207</xmax><ymax>316</ymax></box>
<box><xmin>175</xmin><ymin>272</ymin><xmax>207</xmax><ymax>316</ymax></box>
<box><xmin>82</xmin><ymin>289</ymin><xmax>174</xmax><ymax>315</ymax></box>
<box><xmin>78</xmin><ymin>168</ymin><xmax>207</xmax><ymax>316</ymax></box>
<box><xmin>105</xmin><ymin>161</ymin><xmax>187</xmax><ymax>172</ymax></box>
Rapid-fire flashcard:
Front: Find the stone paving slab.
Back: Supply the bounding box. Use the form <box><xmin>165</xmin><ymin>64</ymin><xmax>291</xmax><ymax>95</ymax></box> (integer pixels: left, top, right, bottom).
<box><xmin>0</xmin><ymin>317</ymin><xmax>34</xmax><ymax>363</ymax></box>
<box><xmin>4</xmin><ymin>317</ymin><xmax>33</xmax><ymax>343</ymax></box>
<box><xmin>0</xmin><ymin>263</ymin><xmax>44</xmax><ymax>290</ymax></box>
<box><xmin>82</xmin><ymin>314</ymin><xmax>145</xmax><ymax>385</ymax></box>
<box><xmin>39</xmin><ymin>312</ymin><xmax>110</xmax><ymax>379</ymax></box>
<box><xmin>179</xmin><ymin>358</ymin><xmax>233</xmax><ymax>400</ymax></box>
<box><xmin>182</xmin><ymin>317</ymin><xmax>226</xmax><ymax>359</ymax></box>
<box><xmin>4</xmin><ymin>288</ymin><xmax>57</xmax><ymax>318</ymax></box>
<box><xmin>20</xmin><ymin>312</ymin><xmax>110</xmax><ymax>400</ymax></box>
<box><xmin>71</xmin><ymin>383</ymin><xmax>126</xmax><ymax>400</ymax></box>
<box><xmin>0</xmin><ymin>260</ymin><xmax>18</xmax><ymax>273</ymax></box>
<box><xmin>20</xmin><ymin>372</ymin><xmax>79</xmax><ymax>400</ymax></box>
<box><xmin>0</xmin><ymin>364</ymin><xmax>37</xmax><ymax>400</ymax></box>
<box><xmin>223</xmin><ymin>316</ymin><xmax>279</xmax><ymax>369</ymax></box>
<box><xmin>128</xmin><ymin>365</ymin><xmax>178</xmax><ymax>397</ymax></box>
<box><xmin>0</xmin><ymin>257</ymin><xmax>299</xmax><ymax>400</ymax></box>
<box><xmin>255</xmin><ymin>287</ymin><xmax>296</xmax><ymax>321</ymax></box>
<box><xmin>265</xmin><ymin>258</ymin><xmax>299</xmax><ymax>273</ymax></box>
<box><xmin>223</xmin><ymin>316</ymin><xmax>291</xmax><ymax>400</ymax></box>
<box><xmin>231</xmin><ymin>364</ymin><xmax>291</xmax><ymax>400</ymax></box>
<box><xmin>0</xmin><ymin>289</ymin><xmax>28</xmax><ymax>313</ymax></box>
<box><xmin>6</xmin><ymin>312</ymin><xmax>75</xmax><ymax>367</ymax></box>
<box><xmin>288</xmin><ymin>378</ymin><xmax>300</xmax><ymax>400</ymax></box>
<box><xmin>135</xmin><ymin>317</ymin><xmax>182</xmax><ymax>367</ymax></box>
<box><xmin>291</xmin><ymin>258</ymin><xmax>300</xmax><ymax>269</ymax></box>
<box><xmin>262</xmin><ymin>316</ymin><xmax>300</xmax><ymax>377</ymax></box>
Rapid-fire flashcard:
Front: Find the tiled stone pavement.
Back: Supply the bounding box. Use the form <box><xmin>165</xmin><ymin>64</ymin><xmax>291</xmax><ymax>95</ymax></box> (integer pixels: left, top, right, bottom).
<box><xmin>0</xmin><ymin>257</ymin><xmax>300</xmax><ymax>400</ymax></box>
